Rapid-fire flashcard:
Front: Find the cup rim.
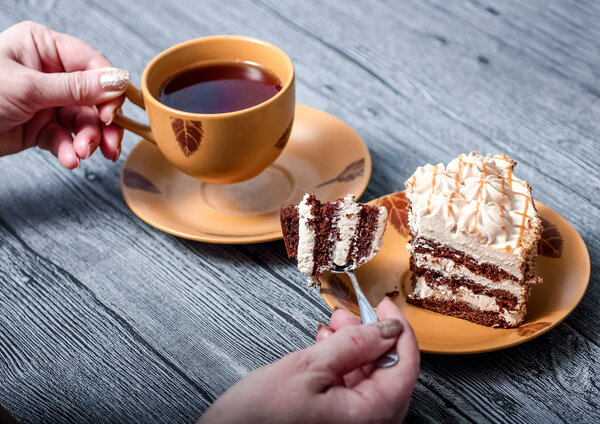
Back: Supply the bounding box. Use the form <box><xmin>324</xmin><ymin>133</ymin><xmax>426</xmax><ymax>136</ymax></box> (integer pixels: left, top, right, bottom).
<box><xmin>141</xmin><ymin>35</ymin><xmax>295</xmax><ymax>118</ymax></box>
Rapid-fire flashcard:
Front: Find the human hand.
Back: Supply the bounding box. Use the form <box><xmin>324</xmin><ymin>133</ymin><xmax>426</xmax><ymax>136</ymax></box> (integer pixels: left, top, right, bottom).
<box><xmin>0</xmin><ymin>21</ymin><xmax>129</xmax><ymax>168</ymax></box>
<box><xmin>200</xmin><ymin>298</ymin><xmax>420</xmax><ymax>423</ymax></box>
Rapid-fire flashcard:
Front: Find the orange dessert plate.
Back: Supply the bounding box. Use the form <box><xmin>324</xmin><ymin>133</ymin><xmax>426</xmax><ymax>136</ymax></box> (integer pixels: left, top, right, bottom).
<box><xmin>120</xmin><ymin>105</ymin><xmax>371</xmax><ymax>243</ymax></box>
<box><xmin>319</xmin><ymin>191</ymin><xmax>590</xmax><ymax>354</ymax></box>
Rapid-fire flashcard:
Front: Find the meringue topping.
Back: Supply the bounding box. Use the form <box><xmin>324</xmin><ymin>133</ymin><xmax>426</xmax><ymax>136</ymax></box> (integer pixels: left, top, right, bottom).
<box><xmin>405</xmin><ymin>152</ymin><xmax>537</xmax><ymax>251</ymax></box>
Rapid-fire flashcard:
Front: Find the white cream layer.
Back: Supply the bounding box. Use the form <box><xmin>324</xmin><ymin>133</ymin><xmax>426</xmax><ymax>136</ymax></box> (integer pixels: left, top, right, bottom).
<box><xmin>408</xmin><ymin>208</ymin><xmax>524</xmax><ymax>279</ymax></box>
<box><xmin>411</xmin><ymin>276</ymin><xmax>525</xmax><ymax>326</ymax></box>
<box><xmin>368</xmin><ymin>208</ymin><xmax>388</xmax><ymax>259</ymax></box>
<box><xmin>297</xmin><ymin>194</ymin><xmax>316</xmax><ymax>281</ymax></box>
<box><xmin>332</xmin><ymin>195</ymin><xmax>362</xmax><ymax>266</ymax></box>
<box><xmin>296</xmin><ymin>194</ymin><xmax>387</xmax><ymax>283</ymax></box>
<box><xmin>409</xmin><ymin>250</ymin><xmax>527</xmax><ymax>298</ymax></box>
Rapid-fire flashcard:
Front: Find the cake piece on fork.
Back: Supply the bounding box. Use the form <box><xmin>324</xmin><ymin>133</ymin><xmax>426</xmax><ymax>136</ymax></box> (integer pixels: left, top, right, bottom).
<box><xmin>280</xmin><ymin>194</ymin><xmax>388</xmax><ymax>286</ymax></box>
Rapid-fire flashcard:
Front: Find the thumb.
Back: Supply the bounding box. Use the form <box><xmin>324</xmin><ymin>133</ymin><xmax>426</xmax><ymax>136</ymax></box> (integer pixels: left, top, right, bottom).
<box><xmin>31</xmin><ymin>67</ymin><xmax>129</xmax><ymax>108</ymax></box>
<box><xmin>307</xmin><ymin>319</ymin><xmax>403</xmax><ymax>377</ymax></box>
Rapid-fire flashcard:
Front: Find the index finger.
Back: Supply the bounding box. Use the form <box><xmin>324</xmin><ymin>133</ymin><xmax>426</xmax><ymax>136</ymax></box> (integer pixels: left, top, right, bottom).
<box><xmin>17</xmin><ymin>22</ymin><xmax>113</xmax><ymax>72</ymax></box>
<box><xmin>51</xmin><ymin>29</ymin><xmax>113</xmax><ymax>71</ymax></box>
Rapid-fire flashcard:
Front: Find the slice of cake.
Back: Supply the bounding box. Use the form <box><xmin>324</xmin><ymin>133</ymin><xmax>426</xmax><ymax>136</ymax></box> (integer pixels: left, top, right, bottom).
<box><xmin>280</xmin><ymin>194</ymin><xmax>388</xmax><ymax>285</ymax></box>
<box><xmin>405</xmin><ymin>152</ymin><xmax>542</xmax><ymax>328</ymax></box>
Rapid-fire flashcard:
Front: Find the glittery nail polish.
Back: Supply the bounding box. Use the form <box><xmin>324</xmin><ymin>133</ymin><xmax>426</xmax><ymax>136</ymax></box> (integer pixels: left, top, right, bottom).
<box><xmin>100</xmin><ymin>68</ymin><xmax>130</xmax><ymax>91</ymax></box>
<box><xmin>377</xmin><ymin>319</ymin><xmax>403</xmax><ymax>338</ymax></box>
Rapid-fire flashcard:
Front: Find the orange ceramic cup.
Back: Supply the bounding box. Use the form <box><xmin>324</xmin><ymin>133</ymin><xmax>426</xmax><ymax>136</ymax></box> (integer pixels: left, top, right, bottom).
<box><xmin>114</xmin><ymin>36</ymin><xmax>295</xmax><ymax>184</ymax></box>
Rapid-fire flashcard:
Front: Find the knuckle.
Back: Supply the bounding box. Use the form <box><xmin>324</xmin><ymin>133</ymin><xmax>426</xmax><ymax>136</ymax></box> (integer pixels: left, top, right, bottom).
<box><xmin>18</xmin><ymin>71</ymin><xmax>41</xmax><ymax>111</ymax></box>
<box><xmin>67</xmin><ymin>71</ymin><xmax>89</xmax><ymax>103</ymax></box>
<box><xmin>18</xmin><ymin>20</ymin><xmax>38</xmax><ymax>30</ymax></box>
<box><xmin>20</xmin><ymin>71</ymin><xmax>37</xmax><ymax>95</ymax></box>
<box><xmin>289</xmin><ymin>351</ymin><xmax>314</xmax><ymax>372</ymax></box>
<box><xmin>290</xmin><ymin>350</ymin><xmax>326</xmax><ymax>374</ymax></box>
<box><xmin>22</xmin><ymin>21</ymin><xmax>48</xmax><ymax>38</ymax></box>
<box><xmin>346</xmin><ymin>328</ymin><xmax>371</xmax><ymax>352</ymax></box>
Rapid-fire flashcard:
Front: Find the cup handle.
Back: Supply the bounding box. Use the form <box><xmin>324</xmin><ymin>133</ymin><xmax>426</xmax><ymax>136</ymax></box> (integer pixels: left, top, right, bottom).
<box><xmin>113</xmin><ymin>83</ymin><xmax>157</xmax><ymax>144</ymax></box>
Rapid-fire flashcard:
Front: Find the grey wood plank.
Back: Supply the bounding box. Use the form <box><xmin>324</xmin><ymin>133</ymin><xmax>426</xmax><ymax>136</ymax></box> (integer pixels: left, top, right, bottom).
<box><xmin>0</xmin><ymin>150</ymin><xmax>330</xmax><ymax>421</ymax></box>
<box><xmin>0</xmin><ymin>223</ymin><xmax>209</xmax><ymax>423</ymax></box>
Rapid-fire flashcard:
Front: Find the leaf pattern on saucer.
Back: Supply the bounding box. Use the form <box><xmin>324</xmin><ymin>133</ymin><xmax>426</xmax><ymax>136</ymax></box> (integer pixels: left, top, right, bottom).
<box><xmin>376</xmin><ymin>191</ymin><xmax>410</xmax><ymax>237</ymax></box>
<box><xmin>538</xmin><ymin>217</ymin><xmax>563</xmax><ymax>258</ymax></box>
<box><xmin>274</xmin><ymin>116</ymin><xmax>294</xmax><ymax>150</ymax></box>
<box><xmin>516</xmin><ymin>321</ymin><xmax>551</xmax><ymax>337</ymax></box>
<box><xmin>171</xmin><ymin>117</ymin><xmax>203</xmax><ymax>157</ymax></box>
<box><xmin>123</xmin><ymin>169</ymin><xmax>160</xmax><ymax>194</ymax></box>
<box><xmin>320</xmin><ymin>274</ymin><xmax>360</xmax><ymax>316</ymax></box>
<box><xmin>316</xmin><ymin>158</ymin><xmax>365</xmax><ymax>188</ymax></box>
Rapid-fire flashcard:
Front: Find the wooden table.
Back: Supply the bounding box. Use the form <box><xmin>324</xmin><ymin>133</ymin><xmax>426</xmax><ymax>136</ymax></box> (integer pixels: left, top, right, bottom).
<box><xmin>1</xmin><ymin>1</ymin><xmax>598</xmax><ymax>422</ymax></box>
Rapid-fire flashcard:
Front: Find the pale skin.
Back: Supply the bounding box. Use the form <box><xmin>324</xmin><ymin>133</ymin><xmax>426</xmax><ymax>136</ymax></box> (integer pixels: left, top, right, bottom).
<box><xmin>0</xmin><ymin>21</ymin><xmax>128</xmax><ymax>167</ymax></box>
<box><xmin>1</xmin><ymin>21</ymin><xmax>421</xmax><ymax>423</ymax></box>
<box><xmin>200</xmin><ymin>298</ymin><xmax>420</xmax><ymax>423</ymax></box>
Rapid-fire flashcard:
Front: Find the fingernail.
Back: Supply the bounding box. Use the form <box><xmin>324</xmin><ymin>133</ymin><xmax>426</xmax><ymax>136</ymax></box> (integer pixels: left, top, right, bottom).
<box><xmin>377</xmin><ymin>319</ymin><xmax>403</xmax><ymax>338</ymax></box>
<box><xmin>112</xmin><ymin>144</ymin><xmax>121</xmax><ymax>162</ymax></box>
<box><xmin>100</xmin><ymin>68</ymin><xmax>129</xmax><ymax>91</ymax></box>
<box><xmin>74</xmin><ymin>158</ymin><xmax>81</xmax><ymax>169</ymax></box>
<box><xmin>106</xmin><ymin>107</ymin><xmax>120</xmax><ymax>126</ymax></box>
<box><xmin>86</xmin><ymin>144</ymin><xmax>94</xmax><ymax>158</ymax></box>
<box><xmin>317</xmin><ymin>323</ymin><xmax>327</xmax><ymax>332</ymax></box>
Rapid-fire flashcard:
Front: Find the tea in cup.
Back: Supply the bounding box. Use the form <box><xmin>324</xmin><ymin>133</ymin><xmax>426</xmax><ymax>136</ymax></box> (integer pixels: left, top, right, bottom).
<box><xmin>115</xmin><ymin>36</ymin><xmax>295</xmax><ymax>184</ymax></box>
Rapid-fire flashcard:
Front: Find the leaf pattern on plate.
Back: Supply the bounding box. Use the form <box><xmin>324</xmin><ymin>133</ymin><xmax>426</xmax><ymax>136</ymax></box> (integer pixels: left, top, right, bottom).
<box><xmin>538</xmin><ymin>217</ymin><xmax>563</xmax><ymax>258</ymax></box>
<box><xmin>316</xmin><ymin>158</ymin><xmax>365</xmax><ymax>188</ymax></box>
<box><xmin>376</xmin><ymin>191</ymin><xmax>410</xmax><ymax>237</ymax></box>
<box><xmin>320</xmin><ymin>274</ymin><xmax>360</xmax><ymax>316</ymax></box>
<box><xmin>171</xmin><ymin>118</ymin><xmax>203</xmax><ymax>157</ymax></box>
<box><xmin>122</xmin><ymin>169</ymin><xmax>160</xmax><ymax>194</ymax></box>
<box><xmin>274</xmin><ymin>116</ymin><xmax>294</xmax><ymax>150</ymax></box>
<box><xmin>516</xmin><ymin>321</ymin><xmax>551</xmax><ymax>337</ymax></box>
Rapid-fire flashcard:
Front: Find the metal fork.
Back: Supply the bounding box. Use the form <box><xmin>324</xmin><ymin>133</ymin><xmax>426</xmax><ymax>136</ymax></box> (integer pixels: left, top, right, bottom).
<box><xmin>331</xmin><ymin>266</ymin><xmax>399</xmax><ymax>368</ymax></box>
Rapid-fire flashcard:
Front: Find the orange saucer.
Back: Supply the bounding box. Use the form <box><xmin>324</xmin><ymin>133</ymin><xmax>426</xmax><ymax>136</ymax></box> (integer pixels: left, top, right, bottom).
<box><xmin>120</xmin><ymin>105</ymin><xmax>372</xmax><ymax>243</ymax></box>
<box><xmin>319</xmin><ymin>191</ymin><xmax>590</xmax><ymax>354</ymax></box>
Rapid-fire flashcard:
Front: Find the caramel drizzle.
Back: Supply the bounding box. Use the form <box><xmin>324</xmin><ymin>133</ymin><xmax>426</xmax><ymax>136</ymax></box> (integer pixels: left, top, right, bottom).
<box><xmin>447</xmin><ymin>191</ymin><xmax>456</xmax><ymax>217</ymax></box>
<box><xmin>506</xmin><ymin>165</ymin><xmax>513</xmax><ymax>190</ymax></box>
<box><xmin>469</xmin><ymin>155</ymin><xmax>530</xmax><ymax>251</ymax></box>
<box><xmin>457</xmin><ymin>154</ymin><xmax>464</xmax><ymax>181</ymax></box>
<box><xmin>512</xmin><ymin>192</ymin><xmax>531</xmax><ymax>249</ymax></box>
<box><xmin>414</xmin><ymin>153</ymin><xmax>532</xmax><ymax>252</ymax></box>
<box><xmin>426</xmin><ymin>166</ymin><xmax>439</xmax><ymax>214</ymax></box>
<box><xmin>490</xmin><ymin>192</ymin><xmax>530</xmax><ymax>253</ymax></box>
<box><xmin>453</xmin><ymin>154</ymin><xmax>462</xmax><ymax>189</ymax></box>
<box><xmin>407</xmin><ymin>174</ymin><xmax>416</xmax><ymax>190</ymax></box>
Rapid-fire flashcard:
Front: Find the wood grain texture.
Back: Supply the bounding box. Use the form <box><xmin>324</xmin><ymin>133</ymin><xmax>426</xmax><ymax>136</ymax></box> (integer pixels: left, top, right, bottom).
<box><xmin>0</xmin><ymin>0</ymin><xmax>599</xmax><ymax>423</ymax></box>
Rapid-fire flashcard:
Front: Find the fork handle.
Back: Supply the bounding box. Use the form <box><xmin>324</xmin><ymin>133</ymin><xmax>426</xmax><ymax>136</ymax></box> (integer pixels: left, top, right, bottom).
<box><xmin>346</xmin><ymin>271</ymin><xmax>399</xmax><ymax>368</ymax></box>
<box><xmin>347</xmin><ymin>271</ymin><xmax>378</xmax><ymax>323</ymax></box>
